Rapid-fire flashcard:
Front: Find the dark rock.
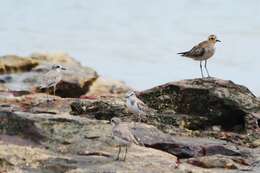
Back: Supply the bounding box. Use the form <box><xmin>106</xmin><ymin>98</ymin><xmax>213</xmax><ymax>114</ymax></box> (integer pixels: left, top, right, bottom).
<box><xmin>204</xmin><ymin>145</ymin><xmax>241</xmax><ymax>157</ymax></box>
<box><xmin>0</xmin><ymin>158</ymin><xmax>13</xmax><ymax>172</ymax></box>
<box><xmin>70</xmin><ymin>97</ymin><xmax>128</xmax><ymax>120</ymax></box>
<box><xmin>0</xmin><ymin>75</ymin><xmax>12</xmax><ymax>83</ymax></box>
<box><xmin>70</xmin><ymin>97</ymin><xmax>160</xmax><ymax>124</ymax></box>
<box><xmin>0</xmin><ymin>111</ymin><xmax>46</xmax><ymax>143</ymax></box>
<box><xmin>132</xmin><ymin>123</ymin><xmax>241</xmax><ymax>159</ymax></box>
<box><xmin>139</xmin><ymin>78</ymin><xmax>260</xmax><ymax>132</ymax></box>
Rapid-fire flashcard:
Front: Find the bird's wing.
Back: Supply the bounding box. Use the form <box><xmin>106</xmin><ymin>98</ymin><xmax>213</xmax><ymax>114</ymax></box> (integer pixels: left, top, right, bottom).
<box><xmin>113</xmin><ymin>127</ymin><xmax>132</xmax><ymax>142</ymax></box>
<box><xmin>136</xmin><ymin>99</ymin><xmax>149</xmax><ymax>113</ymax></box>
<box><xmin>39</xmin><ymin>71</ymin><xmax>60</xmax><ymax>88</ymax></box>
<box><xmin>113</xmin><ymin>125</ymin><xmax>139</xmax><ymax>144</ymax></box>
<box><xmin>181</xmin><ymin>45</ymin><xmax>205</xmax><ymax>58</ymax></box>
<box><xmin>178</xmin><ymin>40</ymin><xmax>209</xmax><ymax>58</ymax></box>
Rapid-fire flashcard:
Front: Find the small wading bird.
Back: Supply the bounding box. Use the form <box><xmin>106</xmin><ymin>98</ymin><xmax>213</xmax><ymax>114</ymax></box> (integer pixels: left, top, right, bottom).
<box><xmin>178</xmin><ymin>34</ymin><xmax>221</xmax><ymax>78</ymax></box>
<box><xmin>39</xmin><ymin>64</ymin><xmax>66</xmax><ymax>96</ymax></box>
<box><xmin>111</xmin><ymin>117</ymin><xmax>141</xmax><ymax>161</ymax></box>
<box><xmin>125</xmin><ymin>91</ymin><xmax>149</xmax><ymax>122</ymax></box>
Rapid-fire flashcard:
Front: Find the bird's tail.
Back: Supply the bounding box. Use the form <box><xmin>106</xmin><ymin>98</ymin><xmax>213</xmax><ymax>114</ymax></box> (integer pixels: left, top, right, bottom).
<box><xmin>133</xmin><ymin>135</ymin><xmax>145</xmax><ymax>146</ymax></box>
<box><xmin>39</xmin><ymin>85</ymin><xmax>46</xmax><ymax>90</ymax></box>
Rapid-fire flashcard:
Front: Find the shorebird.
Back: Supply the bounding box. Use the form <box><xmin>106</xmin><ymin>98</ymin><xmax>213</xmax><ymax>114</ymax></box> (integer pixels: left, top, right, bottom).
<box><xmin>111</xmin><ymin>117</ymin><xmax>140</xmax><ymax>161</ymax></box>
<box><xmin>178</xmin><ymin>34</ymin><xmax>221</xmax><ymax>78</ymax></box>
<box><xmin>125</xmin><ymin>91</ymin><xmax>149</xmax><ymax>122</ymax></box>
<box><xmin>39</xmin><ymin>64</ymin><xmax>66</xmax><ymax>96</ymax></box>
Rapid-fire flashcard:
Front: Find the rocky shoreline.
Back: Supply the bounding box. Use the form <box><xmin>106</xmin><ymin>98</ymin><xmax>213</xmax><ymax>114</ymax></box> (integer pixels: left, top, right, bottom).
<box><xmin>0</xmin><ymin>53</ymin><xmax>259</xmax><ymax>173</ymax></box>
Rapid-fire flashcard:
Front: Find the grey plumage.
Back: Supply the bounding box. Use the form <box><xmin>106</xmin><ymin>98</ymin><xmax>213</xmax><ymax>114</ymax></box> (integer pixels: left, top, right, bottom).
<box><xmin>125</xmin><ymin>91</ymin><xmax>150</xmax><ymax>122</ymax></box>
<box><xmin>111</xmin><ymin>117</ymin><xmax>141</xmax><ymax>161</ymax></box>
<box><xmin>39</xmin><ymin>64</ymin><xmax>66</xmax><ymax>95</ymax></box>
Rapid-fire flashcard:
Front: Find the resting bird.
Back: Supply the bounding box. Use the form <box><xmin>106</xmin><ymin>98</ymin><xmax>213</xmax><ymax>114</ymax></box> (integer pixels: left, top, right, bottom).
<box><xmin>111</xmin><ymin>117</ymin><xmax>141</xmax><ymax>161</ymax></box>
<box><xmin>178</xmin><ymin>34</ymin><xmax>221</xmax><ymax>78</ymax></box>
<box><xmin>125</xmin><ymin>91</ymin><xmax>150</xmax><ymax>122</ymax></box>
<box><xmin>39</xmin><ymin>64</ymin><xmax>66</xmax><ymax>96</ymax></box>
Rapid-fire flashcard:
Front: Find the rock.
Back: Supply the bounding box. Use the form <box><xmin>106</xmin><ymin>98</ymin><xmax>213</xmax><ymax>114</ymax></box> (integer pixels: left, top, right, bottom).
<box><xmin>0</xmin><ymin>84</ymin><xmax>8</xmax><ymax>92</ymax></box>
<box><xmin>187</xmin><ymin>155</ymin><xmax>241</xmax><ymax>169</ymax></box>
<box><xmin>132</xmin><ymin>123</ymin><xmax>241</xmax><ymax>159</ymax></box>
<box><xmin>70</xmin><ymin>97</ymin><xmax>128</xmax><ymax>120</ymax></box>
<box><xmin>69</xmin><ymin>88</ymin><xmax>258</xmax><ymax>147</ymax></box>
<box><xmin>31</xmin><ymin>53</ymin><xmax>99</xmax><ymax>98</ymax></box>
<box><xmin>30</xmin><ymin>52</ymin><xmax>81</xmax><ymax>67</ymax></box>
<box><xmin>0</xmin><ymin>110</ymin><xmax>178</xmax><ymax>173</ymax></box>
<box><xmin>139</xmin><ymin>78</ymin><xmax>260</xmax><ymax>133</ymax></box>
<box><xmin>0</xmin><ymin>55</ymin><xmax>38</xmax><ymax>74</ymax></box>
<box><xmin>0</xmin><ymin>144</ymin><xmax>53</xmax><ymax>167</ymax></box>
<box><xmin>252</xmin><ymin>139</ymin><xmax>260</xmax><ymax>147</ymax></box>
<box><xmin>0</xmin><ymin>91</ymin><xmax>259</xmax><ymax>172</ymax></box>
<box><xmin>36</xmin><ymin>65</ymin><xmax>98</xmax><ymax>98</ymax></box>
<box><xmin>85</xmin><ymin>77</ymin><xmax>131</xmax><ymax>97</ymax></box>
<box><xmin>0</xmin><ymin>93</ymin><xmax>75</xmax><ymax>115</ymax></box>
<box><xmin>1</xmin><ymin>54</ymin><xmax>260</xmax><ymax>173</ymax></box>
<box><xmin>0</xmin><ymin>53</ymin><xmax>98</xmax><ymax>98</ymax></box>
<box><xmin>70</xmin><ymin>96</ymin><xmax>171</xmax><ymax>125</ymax></box>
<box><xmin>0</xmin><ymin>111</ymin><xmax>46</xmax><ymax>143</ymax></box>
<box><xmin>212</xmin><ymin>125</ymin><xmax>221</xmax><ymax>132</ymax></box>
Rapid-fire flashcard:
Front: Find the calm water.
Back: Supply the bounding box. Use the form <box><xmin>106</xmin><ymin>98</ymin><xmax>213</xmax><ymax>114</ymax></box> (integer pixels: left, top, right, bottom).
<box><xmin>0</xmin><ymin>0</ymin><xmax>259</xmax><ymax>95</ymax></box>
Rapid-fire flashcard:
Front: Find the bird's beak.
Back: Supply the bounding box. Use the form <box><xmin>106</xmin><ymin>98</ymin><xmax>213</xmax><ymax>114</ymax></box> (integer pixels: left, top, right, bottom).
<box><xmin>216</xmin><ymin>39</ymin><xmax>221</xmax><ymax>42</ymax></box>
<box><xmin>61</xmin><ymin>67</ymin><xmax>66</xmax><ymax>70</ymax></box>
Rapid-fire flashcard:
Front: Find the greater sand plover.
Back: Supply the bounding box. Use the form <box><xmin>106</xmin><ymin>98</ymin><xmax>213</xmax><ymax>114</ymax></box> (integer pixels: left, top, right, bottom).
<box><xmin>125</xmin><ymin>91</ymin><xmax>149</xmax><ymax>122</ymax></box>
<box><xmin>39</xmin><ymin>64</ymin><xmax>66</xmax><ymax>96</ymax></box>
<box><xmin>111</xmin><ymin>117</ymin><xmax>140</xmax><ymax>161</ymax></box>
<box><xmin>178</xmin><ymin>34</ymin><xmax>221</xmax><ymax>78</ymax></box>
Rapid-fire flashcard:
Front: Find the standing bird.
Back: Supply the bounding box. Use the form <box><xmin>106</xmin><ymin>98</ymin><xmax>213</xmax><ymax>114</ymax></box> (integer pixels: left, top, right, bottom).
<box><xmin>178</xmin><ymin>34</ymin><xmax>221</xmax><ymax>78</ymax></box>
<box><xmin>39</xmin><ymin>64</ymin><xmax>66</xmax><ymax>96</ymax></box>
<box><xmin>125</xmin><ymin>91</ymin><xmax>149</xmax><ymax>122</ymax></box>
<box><xmin>111</xmin><ymin>117</ymin><xmax>140</xmax><ymax>161</ymax></box>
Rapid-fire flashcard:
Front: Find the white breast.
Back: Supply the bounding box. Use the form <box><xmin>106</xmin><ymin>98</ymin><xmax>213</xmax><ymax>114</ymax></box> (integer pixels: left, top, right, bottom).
<box><xmin>126</xmin><ymin>98</ymin><xmax>140</xmax><ymax>115</ymax></box>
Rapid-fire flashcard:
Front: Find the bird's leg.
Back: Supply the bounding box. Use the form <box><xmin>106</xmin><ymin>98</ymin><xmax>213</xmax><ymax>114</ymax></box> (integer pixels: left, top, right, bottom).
<box><xmin>138</xmin><ymin>113</ymin><xmax>141</xmax><ymax>122</ymax></box>
<box><xmin>200</xmin><ymin>61</ymin><xmax>204</xmax><ymax>78</ymax></box>
<box><xmin>53</xmin><ymin>85</ymin><xmax>56</xmax><ymax>96</ymax></box>
<box><xmin>116</xmin><ymin>146</ymin><xmax>121</xmax><ymax>160</ymax></box>
<box><xmin>123</xmin><ymin>146</ymin><xmax>128</xmax><ymax>161</ymax></box>
<box><xmin>204</xmin><ymin>60</ymin><xmax>210</xmax><ymax>78</ymax></box>
<box><xmin>46</xmin><ymin>93</ymin><xmax>50</xmax><ymax>104</ymax></box>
